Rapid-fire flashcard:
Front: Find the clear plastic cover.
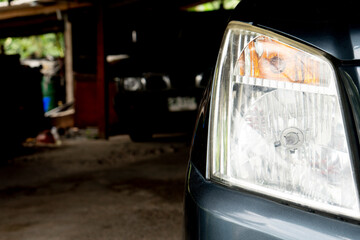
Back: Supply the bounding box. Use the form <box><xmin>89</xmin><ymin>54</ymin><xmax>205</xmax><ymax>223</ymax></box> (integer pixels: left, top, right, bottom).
<box><xmin>209</xmin><ymin>22</ymin><xmax>360</xmax><ymax>219</ymax></box>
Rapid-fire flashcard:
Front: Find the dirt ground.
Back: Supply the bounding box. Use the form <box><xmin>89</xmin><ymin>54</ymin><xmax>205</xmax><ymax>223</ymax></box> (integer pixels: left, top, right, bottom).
<box><xmin>0</xmin><ymin>134</ymin><xmax>190</xmax><ymax>240</ymax></box>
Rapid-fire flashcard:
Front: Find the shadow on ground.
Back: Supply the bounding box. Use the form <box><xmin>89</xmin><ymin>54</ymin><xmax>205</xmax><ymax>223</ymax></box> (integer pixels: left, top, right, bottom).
<box><xmin>0</xmin><ymin>134</ymin><xmax>190</xmax><ymax>240</ymax></box>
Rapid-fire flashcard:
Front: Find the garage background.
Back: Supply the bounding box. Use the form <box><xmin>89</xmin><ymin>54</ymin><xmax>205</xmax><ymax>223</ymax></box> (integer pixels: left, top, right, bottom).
<box><xmin>0</xmin><ymin>1</ymin><xmax>237</xmax><ymax>239</ymax></box>
<box><xmin>0</xmin><ymin>0</ymin><xmax>236</xmax><ymax>142</ymax></box>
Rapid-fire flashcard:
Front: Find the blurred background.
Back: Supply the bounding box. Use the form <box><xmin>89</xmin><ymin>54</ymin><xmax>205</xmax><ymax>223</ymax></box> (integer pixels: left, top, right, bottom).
<box><xmin>0</xmin><ymin>0</ymin><xmax>238</xmax><ymax>239</ymax></box>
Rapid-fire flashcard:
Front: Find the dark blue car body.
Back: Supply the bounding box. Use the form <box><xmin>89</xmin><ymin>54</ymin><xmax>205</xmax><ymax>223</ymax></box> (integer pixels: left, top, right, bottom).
<box><xmin>184</xmin><ymin>0</ymin><xmax>360</xmax><ymax>239</ymax></box>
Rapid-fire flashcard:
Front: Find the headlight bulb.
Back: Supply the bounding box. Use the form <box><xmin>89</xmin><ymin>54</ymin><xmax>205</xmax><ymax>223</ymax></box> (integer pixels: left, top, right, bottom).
<box><xmin>280</xmin><ymin>127</ymin><xmax>304</xmax><ymax>153</ymax></box>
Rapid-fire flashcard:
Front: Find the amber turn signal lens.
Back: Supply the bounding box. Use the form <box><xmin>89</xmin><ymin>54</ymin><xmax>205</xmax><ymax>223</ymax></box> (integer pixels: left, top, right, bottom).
<box><xmin>238</xmin><ymin>36</ymin><xmax>320</xmax><ymax>85</ymax></box>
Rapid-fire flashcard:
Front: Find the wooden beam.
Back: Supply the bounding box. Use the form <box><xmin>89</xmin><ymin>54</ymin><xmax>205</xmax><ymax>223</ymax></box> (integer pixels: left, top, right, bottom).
<box><xmin>0</xmin><ymin>14</ymin><xmax>63</xmax><ymax>38</ymax></box>
<box><xmin>0</xmin><ymin>2</ymin><xmax>92</xmax><ymax>21</ymax></box>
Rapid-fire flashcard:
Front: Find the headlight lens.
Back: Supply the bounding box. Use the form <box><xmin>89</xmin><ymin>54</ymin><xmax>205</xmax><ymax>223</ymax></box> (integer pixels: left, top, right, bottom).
<box><xmin>208</xmin><ymin>21</ymin><xmax>360</xmax><ymax>219</ymax></box>
<box><xmin>123</xmin><ymin>77</ymin><xmax>145</xmax><ymax>91</ymax></box>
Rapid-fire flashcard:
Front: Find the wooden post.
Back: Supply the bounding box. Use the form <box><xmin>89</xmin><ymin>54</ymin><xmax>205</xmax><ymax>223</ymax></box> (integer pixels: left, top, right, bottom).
<box><xmin>96</xmin><ymin>1</ymin><xmax>109</xmax><ymax>139</ymax></box>
<box><xmin>64</xmin><ymin>13</ymin><xmax>74</xmax><ymax>104</ymax></box>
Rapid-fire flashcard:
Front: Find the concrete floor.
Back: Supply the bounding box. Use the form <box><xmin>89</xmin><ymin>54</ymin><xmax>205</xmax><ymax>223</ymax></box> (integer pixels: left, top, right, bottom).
<box><xmin>0</xmin><ymin>135</ymin><xmax>190</xmax><ymax>240</ymax></box>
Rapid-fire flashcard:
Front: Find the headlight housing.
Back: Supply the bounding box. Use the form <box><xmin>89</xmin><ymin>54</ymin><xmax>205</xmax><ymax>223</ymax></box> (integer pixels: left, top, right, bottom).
<box><xmin>122</xmin><ymin>77</ymin><xmax>145</xmax><ymax>91</ymax></box>
<box><xmin>208</xmin><ymin>21</ymin><xmax>360</xmax><ymax>219</ymax></box>
<box><xmin>115</xmin><ymin>74</ymin><xmax>171</xmax><ymax>92</ymax></box>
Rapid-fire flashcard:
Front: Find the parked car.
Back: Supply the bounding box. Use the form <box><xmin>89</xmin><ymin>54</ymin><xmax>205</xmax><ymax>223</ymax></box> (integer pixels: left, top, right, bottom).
<box><xmin>112</xmin><ymin>56</ymin><xmax>209</xmax><ymax>142</ymax></box>
<box><xmin>111</xmin><ymin>10</ymin><xmax>229</xmax><ymax>141</ymax></box>
<box><xmin>184</xmin><ymin>0</ymin><xmax>360</xmax><ymax>239</ymax></box>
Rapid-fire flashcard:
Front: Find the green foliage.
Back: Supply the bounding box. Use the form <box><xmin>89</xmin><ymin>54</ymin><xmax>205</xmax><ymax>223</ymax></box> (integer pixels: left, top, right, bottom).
<box><xmin>0</xmin><ymin>32</ymin><xmax>64</xmax><ymax>59</ymax></box>
<box><xmin>187</xmin><ymin>0</ymin><xmax>241</xmax><ymax>11</ymax></box>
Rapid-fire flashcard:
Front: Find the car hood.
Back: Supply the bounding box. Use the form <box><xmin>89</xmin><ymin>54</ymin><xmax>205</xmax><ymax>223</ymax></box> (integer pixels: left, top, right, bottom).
<box><xmin>231</xmin><ymin>0</ymin><xmax>360</xmax><ymax>61</ymax></box>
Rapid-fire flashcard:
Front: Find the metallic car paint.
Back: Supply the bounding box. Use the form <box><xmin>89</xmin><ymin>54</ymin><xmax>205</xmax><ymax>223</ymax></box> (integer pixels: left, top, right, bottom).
<box><xmin>185</xmin><ymin>164</ymin><xmax>360</xmax><ymax>240</ymax></box>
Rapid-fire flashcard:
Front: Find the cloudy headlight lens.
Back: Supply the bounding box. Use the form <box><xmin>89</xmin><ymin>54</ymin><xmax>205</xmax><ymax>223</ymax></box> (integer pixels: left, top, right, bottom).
<box><xmin>208</xmin><ymin>21</ymin><xmax>360</xmax><ymax>219</ymax></box>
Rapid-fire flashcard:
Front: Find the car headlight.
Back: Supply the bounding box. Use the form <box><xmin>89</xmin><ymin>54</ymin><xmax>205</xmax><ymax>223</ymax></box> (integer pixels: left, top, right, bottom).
<box><xmin>123</xmin><ymin>77</ymin><xmax>145</xmax><ymax>91</ymax></box>
<box><xmin>208</xmin><ymin>21</ymin><xmax>360</xmax><ymax>219</ymax></box>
